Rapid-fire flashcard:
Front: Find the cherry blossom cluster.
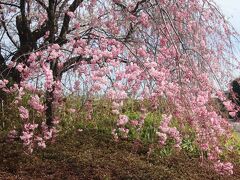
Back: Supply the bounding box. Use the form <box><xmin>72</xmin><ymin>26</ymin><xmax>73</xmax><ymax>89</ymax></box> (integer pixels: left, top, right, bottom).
<box><xmin>111</xmin><ymin>100</ymin><xmax>148</xmax><ymax>141</ymax></box>
<box><xmin>156</xmin><ymin>114</ymin><xmax>181</xmax><ymax>149</ymax></box>
<box><xmin>214</xmin><ymin>161</ymin><xmax>234</xmax><ymax>176</ymax></box>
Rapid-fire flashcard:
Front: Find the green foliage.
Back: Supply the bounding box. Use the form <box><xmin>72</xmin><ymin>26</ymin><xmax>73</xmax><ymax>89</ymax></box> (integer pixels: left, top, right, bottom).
<box><xmin>181</xmin><ymin>137</ymin><xmax>199</xmax><ymax>155</ymax></box>
<box><xmin>0</xmin><ymin>94</ymin><xmax>20</xmax><ymax>131</ymax></box>
<box><xmin>140</xmin><ymin>113</ymin><xmax>159</xmax><ymax>143</ymax></box>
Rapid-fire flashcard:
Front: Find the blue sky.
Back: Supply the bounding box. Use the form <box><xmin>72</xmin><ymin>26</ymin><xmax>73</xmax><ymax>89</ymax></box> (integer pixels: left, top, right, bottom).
<box><xmin>214</xmin><ymin>0</ymin><xmax>240</xmax><ymax>31</ymax></box>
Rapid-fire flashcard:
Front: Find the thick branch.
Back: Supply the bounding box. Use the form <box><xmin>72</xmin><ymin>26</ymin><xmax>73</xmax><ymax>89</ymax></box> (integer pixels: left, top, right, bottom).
<box><xmin>17</xmin><ymin>0</ymin><xmax>34</xmax><ymax>48</ymax></box>
<box><xmin>32</xmin><ymin>21</ymin><xmax>49</xmax><ymax>40</ymax></box>
<box><xmin>131</xmin><ymin>0</ymin><xmax>148</xmax><ymax>14</ymax></box>
<box><xmin>57</xmin><ymin>0</ymin><xmax>84</xmax><ymax>43</ymax></box>
<box><xmin>0</xmin><ymin>51</ymin><xmax>9</xmax><ymax>79</ymax></box>
<box><xmin>0</xmin><ymin>51</ymin><xmax>6</xmax><ymax>68</ymax></box>
<box><xmin>47</xmin><ymin>0</ymin><xmax>56</xmax><ymax>43</ymax></box>
<box><xmin>59</xmin><ymin>0</ymin><xmax>69</xmax><ymax>12</ymax></box>
<box><xmin>20</xmin><ymin>0</ymin><xmax>26</xmax><ymax>18</ymax></box>
<box><xmin>61</xmin><ymin>55</ymin><xmax>92</xmax><ymax>75</ymax></box>
<box><xmin>35</xmin><ymin>0</ymin><xmax>47</xmax><ymax>10</ymax></box>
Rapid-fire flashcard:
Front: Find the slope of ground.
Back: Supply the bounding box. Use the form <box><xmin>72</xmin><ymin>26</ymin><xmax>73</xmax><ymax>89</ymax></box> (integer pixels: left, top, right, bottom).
<box><xmin>0</xmin><ymin>129</ymin><xmax>240</xmax><ymax>180</ymax></box>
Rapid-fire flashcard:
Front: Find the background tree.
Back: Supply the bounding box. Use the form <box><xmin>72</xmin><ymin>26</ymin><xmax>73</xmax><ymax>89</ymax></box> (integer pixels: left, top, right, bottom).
<box><xmin>226</xmin><ymin>78</ymin><xmax>240</xmax><ymax>120</ymax></box>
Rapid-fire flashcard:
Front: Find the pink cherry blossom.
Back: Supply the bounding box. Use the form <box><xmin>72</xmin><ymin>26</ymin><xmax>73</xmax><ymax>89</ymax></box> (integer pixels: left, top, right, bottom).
<box><xmin>18</xmin><ymin>106</ymin><xmax>29</xmax><ymax>119</ymax></box>
<box><xmin>29</xmin><ymin>95</ymin><xmax>45</xmax><ymax>112</ymax></box>
<box><xmin>117</xmin><ymin>115</ymin><xmax>129</xmax><ymax>126</ymax></box>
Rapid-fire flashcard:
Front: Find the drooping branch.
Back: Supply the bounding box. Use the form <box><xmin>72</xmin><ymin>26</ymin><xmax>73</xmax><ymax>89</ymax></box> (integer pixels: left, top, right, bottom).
<box><xmin>19</xmin><ymin>0</ymin><xmax>29</xmax><ymax>33</ymax></box>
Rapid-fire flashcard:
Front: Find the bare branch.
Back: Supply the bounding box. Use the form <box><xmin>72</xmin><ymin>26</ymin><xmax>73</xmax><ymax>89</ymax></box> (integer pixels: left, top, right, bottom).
<box><xmin>0</xmin><ymin>7</ymin><xmax>18</xmax><ymax>48</ymax></box>
<box><xmin>0</xmin><ymin>2</ymin><xmax>20</xmax><ymax>8</ymax></box>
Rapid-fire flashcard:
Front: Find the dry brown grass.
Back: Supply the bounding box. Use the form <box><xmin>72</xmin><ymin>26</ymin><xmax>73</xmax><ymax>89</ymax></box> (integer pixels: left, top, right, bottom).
<box><xmin>1</xmin><ymin>129</ymin><xmax>240</xmax><ymax>180</ymax></box>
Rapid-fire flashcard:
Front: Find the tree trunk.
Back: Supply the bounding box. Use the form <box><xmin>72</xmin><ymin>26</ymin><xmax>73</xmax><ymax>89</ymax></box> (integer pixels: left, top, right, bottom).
<box><xmin>45</xmin><ymin>90</ymin><xmax>54</xmax><ymax>127</ymax></box>
<box><xmin>45</xmin><ymin>0</ymin><xmax>57</xmax><ymax>128</ymax></box>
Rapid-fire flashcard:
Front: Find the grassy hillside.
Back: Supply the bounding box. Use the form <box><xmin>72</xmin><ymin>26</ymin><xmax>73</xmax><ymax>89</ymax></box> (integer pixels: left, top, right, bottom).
<box><xmin>1</xmin><ymin>97</ymin><xmax>240</xmax><ymax>179</ymax></box>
